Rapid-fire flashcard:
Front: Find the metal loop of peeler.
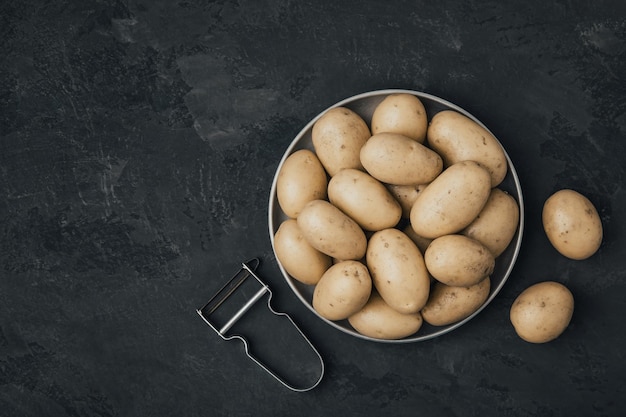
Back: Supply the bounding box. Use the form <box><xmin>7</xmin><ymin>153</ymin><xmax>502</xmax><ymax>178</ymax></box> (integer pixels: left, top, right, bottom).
<box><xmin>196</xmin><ymin>258</ymin><xmax>325</xmax><ymax>392</ymax></box>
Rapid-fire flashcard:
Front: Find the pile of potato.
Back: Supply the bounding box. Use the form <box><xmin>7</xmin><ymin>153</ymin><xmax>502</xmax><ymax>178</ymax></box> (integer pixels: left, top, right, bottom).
<box><xmin>273</xmin><ymin>93</ymin><xmax>522</xmax><ymax>340</ymax></box>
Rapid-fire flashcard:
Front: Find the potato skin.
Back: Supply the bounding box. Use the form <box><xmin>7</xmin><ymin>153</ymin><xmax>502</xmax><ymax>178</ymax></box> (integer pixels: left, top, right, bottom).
<box><xmin>328</xmin><ymin>169</ymin><xmax>402</xmax><ymax>231</ymax></box>
<box><xmin>402</xmin><ymin>224</ymin><xmax>433</xmax><ymax>255</ymax></box>
<box><xmin>313</xmin><ymin>261</ymin><xmax>372</xmax><ymax>321</ymax></box>
<box><xmin>542</xmin><ymin>189</ymin><xmax>603</xmax><ymax>260</ymax></box>
<box><xmin>371</xmin><ymin>93</ymin><xmax>428</xmax><ymax>143</ymax></box>
<box><xmin>386</xmin><ymin>184</ymin><xmax>428</xmax><ymax>218</ymax></box>
<box><xmin>366</xmin><ymin>228</ymin><xmax>430</xmax><ymax>314</ymax></box>
<box><xmin>297</xmin><ymin>200</ymin><xmax>367</xmax><ymax>261</ymax></box>
<box><xmin>427</xmin><ymin>110</ymin><xmax>507</xmax><ymax>187</ymax></box>
<box><xmin>510</xmin><ymin>281</ymin><xmax>574</xmax><ymax>343</ymax></box>
<box><xmin>360</xmin><ymin>132</ymin><xmax>443</xmax><ymax>185</ymax></box>
<box><xmin>273</xmin><ymin>219</ymin><xmax>332</xmax><ymax>285</ymax></box>
<box><xmin>463</xmin><ymin>188</ymin><xmax>520</xmax><ymax>257</ymax></box>
<box><xmin>425</xmin><ymin>234</ymin><xmax>495</xmax><ymax>287</ymax></box>
<box><xmin>348</xmin><ymin>291</ymin><xmax>423</xmax><ymax>339</ymax></box>
<box><xmin>276</xmin><ymin>149</ymin><xmax>328</xmax><ymax>218</ymax></box>
<box><xmin>421</xmin><ymin>277</ymin><xmax>491</xmax><ymax>326</ymax></box>
<box><xmin>311</xmin><ymin>107</ymin><xmax>371</xmax><ymax>176</ymax></box>
<box><xmin>410</xmin><ymin>160</ymin><xmax>492</xmax><ymax>239</ymax></box>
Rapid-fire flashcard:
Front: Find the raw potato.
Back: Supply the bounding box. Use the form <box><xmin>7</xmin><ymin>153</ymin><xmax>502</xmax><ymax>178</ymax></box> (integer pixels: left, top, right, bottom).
<box><xmin>427</xmin><ymin>110</ymin><xmax>507</xmax><ymax>187</ymax></box>
<box><xmin>402</xmin><ymin>224</ymin><xmax>433</xmax><ymax>255</ymax></box>
<box><xmin>463</xmin><ymin>188</ymin><xmax>520</xmax><ymax>257</ymax></box>
<box><xmin>297</xmin><ymin>199</ymin><xmax>367</xmax><ymax>261</ymax></box>
<box><xmin>386</xmin><ymin>184</ymin><xmax>428</xmax><ymax>218</ymax></box>
<box><xmin>366</xmin><ymin>228</ymin><xmax>431</xmax><ymax>314</ymax></box>
<box><xmin>348</xmin><ymin>291</ymin><xmax>423</xmax><ymax>340</ymax></box>
<box><xmin>313</xmin><ymin>261</ymin><xmax>372</xmax><ymax>321</ymax></box>
<box><xmin>273</xmin><ymin>219</ymin><xmax>332</xmax><ymax>285</ymax></box>
<box><xmin>410</xmin><ymin>160</ymin><xmax>492</xmax><ymax>239</ymax></box>
<box><xmin>311</xmin><ymin>107</ymin><xmax>371</xmax><ymax>176</ymax></box>
<box><xmin>424</xmin><ymin>235</ymin><xmax>495</xmax><ymax>287</ymax></box>
<box><xmin>510</xmin><ymin>281</ymin><xmax>574</xmax><ymax>343</ymax></box>
<box><xmin>371</xmin><ymin>93</ymin><xmax>428</xmax><ymax>143</ymax></box>
<box><xmin>276</xmin><ymin>149</ymin><xmax>328</xmax><ymax>218</ymax></box>
<box><xmin>360</xmin><ymin>132</ymin><xmax>443</xmax><ymax>185</ymax></box>
<box><xmin>328</xmin><ymin>169</ymin><xmax>402</xmax><ymax>231</ymax></box>
<box><xmin>542</xmin><ymin>189</ymin><xmax>603</xmax><ymax>260</ymax></box>
<box><xmin>421</xmin><ymin>277</ymin><xmax>491</xmax><ymax>326</ymax></box>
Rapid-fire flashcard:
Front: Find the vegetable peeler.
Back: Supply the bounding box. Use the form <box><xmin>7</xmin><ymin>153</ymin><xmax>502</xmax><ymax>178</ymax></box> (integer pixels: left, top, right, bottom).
<box><xmin>196</xmin><ymin>258</ymin><xmax>325</xmax><ymax>392</ymax></box>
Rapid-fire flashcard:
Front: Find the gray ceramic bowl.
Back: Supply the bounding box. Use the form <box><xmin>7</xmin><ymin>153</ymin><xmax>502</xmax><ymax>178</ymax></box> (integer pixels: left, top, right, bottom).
<box><xmin>268</xmin><ymin>89</ymin><xmax>524</xmax><ymax>343</ymax></box>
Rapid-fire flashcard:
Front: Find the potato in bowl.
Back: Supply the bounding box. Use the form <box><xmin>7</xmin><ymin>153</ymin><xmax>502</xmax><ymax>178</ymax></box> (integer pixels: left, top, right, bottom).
<box><xmin>268</xmin><ymin>89</ymin><xmax>524</xmax><ymax>343</ymax></box>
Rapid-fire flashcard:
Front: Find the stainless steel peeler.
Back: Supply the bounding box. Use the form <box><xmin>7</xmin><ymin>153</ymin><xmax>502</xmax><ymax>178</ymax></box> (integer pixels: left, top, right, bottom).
<box><xmin>196</xmin><ymin>258</ymin><xmax>325</xmax><ymax>392</ymax></box>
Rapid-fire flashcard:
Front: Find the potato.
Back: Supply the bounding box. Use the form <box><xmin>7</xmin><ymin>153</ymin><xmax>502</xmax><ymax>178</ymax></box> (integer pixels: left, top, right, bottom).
<box><xmin>462</xmin><ymin>188</ymin><xmax>520</xmax><ymax>257</ymax></box>
<box><xmin>311</xmin><ymin>107</ymin><xmax>371</xmax><ymax>176</ymax></box>
<box><xmin>410</xmin><ymin>160</ymin><xmax>492</xmax><ymax>239</ymax></box>
<box><xmin>276</xmin><ymin>149</ymin><xmax>328</xmax><ymax>218</ymax></box>
<box><xmin>348</xmin><ymin>291</ymin><xmax>423</xmax><ymax>339</ymax></box>
<box><xmin>421</xmin><ymin>277</ymin><xmax>491</xmax><ymax>326</ymax></box>
<box><xmin>328</xmin><ymin>169</ymin><xmax>402</xmax><ymax>231</ymax></box>
<box><xmin>312</xmin><ymin>260</ymin><xmax>372</xmax><ymax>321</ymax></box>
<box><xmin>273</xmin><ymin>219</ymin><xmax>332</xmax><ymax>285</ymax></box>
<box><xmin>402</xmin><ymin>224</ymin><xmax>433</xmax><ymax>254</ymax></box>
<box><xmin>386</xmin><ymin>183</ymin><xmax>428</xmax><ymax>218</ymax></box>
<box><xmin>360</xmin><ymin>132</ymin><xmax>443</xmax><ymax>186</ymax></box>
<box><xmin>371</xmin><ymin>93</ymin><xmax>428</xmax><ymax>143</ymax></box>
<box><xmin>427</xmin><ymin>110</ymin><xmax>507</xmax><ymax>187</ymax></box>
<box><xmin>510</xmin><ymin>281</ymin><xmax>574</xmax><ymax>343</ymax></box>
<box><xmin>366</xmin><ymin>228</ymin><xmax>430</xmax><ymax>314</ymax></box>
<box><xmin>424</xmin><ymin>235</ymin><xmax>495</xmax><ymax>287</ymax></box>
<box><xmin>542</xmin><ymin>189</ymin><xmax>603</xmax><ymax>260</ymax></box>
<box><xmin>297</xmin><ymin>199</ymin><xmax>367</xmax><ymax>260</ymax></box>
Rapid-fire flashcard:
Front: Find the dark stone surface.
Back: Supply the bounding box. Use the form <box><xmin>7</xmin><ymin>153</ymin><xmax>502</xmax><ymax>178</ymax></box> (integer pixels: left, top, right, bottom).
<box><xmin>1</xmin><ymin>0</ymin><xmax>625</xmax><ymax>415</ymax></box>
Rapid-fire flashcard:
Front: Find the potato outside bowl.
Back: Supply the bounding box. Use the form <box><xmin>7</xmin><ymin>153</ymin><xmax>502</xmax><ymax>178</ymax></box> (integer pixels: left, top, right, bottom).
<box><xmin>268</xmin><ymin>89</ymin><xmax>524</xmax><ymax>343</ymax></box>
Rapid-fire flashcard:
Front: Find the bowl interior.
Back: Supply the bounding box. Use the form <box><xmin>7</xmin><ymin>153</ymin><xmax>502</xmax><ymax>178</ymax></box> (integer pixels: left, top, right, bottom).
<box><xmin>268</xmin><ymin>89</ymin><xmax>524</xmax><ymax>343</ymax></box>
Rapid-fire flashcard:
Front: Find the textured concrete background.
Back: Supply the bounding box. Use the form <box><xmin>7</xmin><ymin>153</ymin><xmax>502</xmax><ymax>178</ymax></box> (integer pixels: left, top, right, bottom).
<box><xmin>1</xmin><ymin>1</ymin><xmax>625</xmax><ymax>416</ymax></box>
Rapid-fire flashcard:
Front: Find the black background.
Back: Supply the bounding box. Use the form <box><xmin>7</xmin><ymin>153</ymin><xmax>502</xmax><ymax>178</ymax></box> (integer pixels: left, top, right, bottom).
<box><xmin>2</xmin><ymin>1</ymin><xmax>625</xmax><ymax>416</ymax></box>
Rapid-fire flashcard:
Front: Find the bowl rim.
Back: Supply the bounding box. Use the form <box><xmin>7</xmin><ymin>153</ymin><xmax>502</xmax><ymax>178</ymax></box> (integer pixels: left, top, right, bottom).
<box><xmin>268</xmin><ymin>88</ymin><xmax>525</xmax><ymax>343</ymax></box>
